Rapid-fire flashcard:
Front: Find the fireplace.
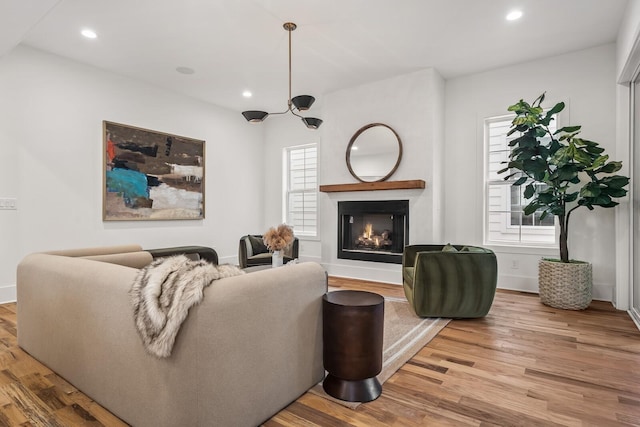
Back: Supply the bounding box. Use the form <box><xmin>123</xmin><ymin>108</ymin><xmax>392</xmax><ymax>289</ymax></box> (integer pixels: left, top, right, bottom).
<box><xmin>338</xmin><ymin>200</ymin><xmax>409</xmax><ymax>264</ymax></box>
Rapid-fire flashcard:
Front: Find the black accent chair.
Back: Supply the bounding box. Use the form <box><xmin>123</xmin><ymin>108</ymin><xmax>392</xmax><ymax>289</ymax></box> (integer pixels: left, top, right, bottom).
<box><xmin>238</xmin><ymin>235</ymin><xmax>299</xmax><ymax>269</ymax></box>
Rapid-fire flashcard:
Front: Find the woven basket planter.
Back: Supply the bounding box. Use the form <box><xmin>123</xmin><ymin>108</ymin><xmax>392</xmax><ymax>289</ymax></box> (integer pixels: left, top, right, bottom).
<box><xmin>538</xmin><ymin>259</ymin><xmax>592</xmax><ymax>310</ymax></box>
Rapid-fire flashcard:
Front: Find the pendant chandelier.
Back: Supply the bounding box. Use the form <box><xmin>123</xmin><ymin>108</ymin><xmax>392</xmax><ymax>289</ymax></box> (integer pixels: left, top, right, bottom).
<box><xmin>241</xmin><ymin>22</ymin><xmax>323</xmax><ymax>129</ymax></box>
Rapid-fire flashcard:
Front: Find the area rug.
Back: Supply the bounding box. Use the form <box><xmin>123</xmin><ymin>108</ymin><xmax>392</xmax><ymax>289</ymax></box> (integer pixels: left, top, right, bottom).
<box><xmin>310</xmin><ymin>295</ymin><xmax>450</xmax><ymax>409</ymax></box>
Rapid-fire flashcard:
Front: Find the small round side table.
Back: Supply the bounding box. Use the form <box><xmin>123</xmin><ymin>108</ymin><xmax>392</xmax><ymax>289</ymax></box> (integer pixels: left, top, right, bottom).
<box><xmin>322</xmin><ymin>290</ymin><xmax>384</xmax><ymax>402</ymax></box>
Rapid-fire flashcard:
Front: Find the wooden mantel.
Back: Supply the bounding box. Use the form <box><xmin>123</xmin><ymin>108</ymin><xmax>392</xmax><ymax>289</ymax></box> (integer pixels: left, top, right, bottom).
<box><xmin>319</xmin><ymin>179</ymin><xmax>426</xmax><ymax>193</ymax></box>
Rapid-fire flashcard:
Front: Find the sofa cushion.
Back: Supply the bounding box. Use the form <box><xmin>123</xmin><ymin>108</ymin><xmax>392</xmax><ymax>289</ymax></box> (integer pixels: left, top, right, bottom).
<box><xmin>460</xmin><ymin>245</ymin><xmax>487</xmax><ymax>253</ymax></box>
<box><xmin>248</xmin><ymin>235</ymin><xmax>269</xmax><ymax>255</ymax></box>
<box><xmin>246</xmin><ymin>252</ymin><xmax>272</xmax><ymax>267</ymax></box>
<box><xmin>442</xmin><ymin>243</ymin><xmax>458</xmax><ymax>252</ymax></box>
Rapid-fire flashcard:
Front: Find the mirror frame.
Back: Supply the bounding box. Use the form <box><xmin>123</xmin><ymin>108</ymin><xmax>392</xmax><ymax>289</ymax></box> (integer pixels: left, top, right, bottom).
<box><xmin>346</xmin><ymin>123</ymin><xmax>403</xmax><ymax>183</ymax></box>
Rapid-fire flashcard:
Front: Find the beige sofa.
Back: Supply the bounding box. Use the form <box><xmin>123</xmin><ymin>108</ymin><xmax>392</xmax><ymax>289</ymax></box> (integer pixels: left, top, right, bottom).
<box><xmin>17</xmin><ymin>244</ymin><xmax>327</xmax><ymax>427</ymax></box>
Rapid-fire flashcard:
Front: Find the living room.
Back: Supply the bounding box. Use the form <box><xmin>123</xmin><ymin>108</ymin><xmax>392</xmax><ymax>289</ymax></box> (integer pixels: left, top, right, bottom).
<box><xmin>0</xmin><ymin>1</ymin><xmax>636</xmax><ymax>305</ymax></box>
<box><xmin>1</xmin><ymin>0</ymin><xmax>640</xmax><ymax>425</ymax></box>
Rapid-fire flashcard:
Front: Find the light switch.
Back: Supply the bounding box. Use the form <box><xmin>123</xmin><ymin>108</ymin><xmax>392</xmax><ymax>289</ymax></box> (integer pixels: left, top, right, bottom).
<box><xmin>0</xmin><ymin>198</ymin><xmax>17</xmax><ymax>210</ymax></box>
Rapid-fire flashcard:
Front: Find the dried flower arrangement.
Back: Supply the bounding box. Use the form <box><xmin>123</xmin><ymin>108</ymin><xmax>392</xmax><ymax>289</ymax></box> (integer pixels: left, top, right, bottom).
<box><xmin>263</xmin><ymin>224</ymin><xmax>294</xmax><ymax>252</ymax></box>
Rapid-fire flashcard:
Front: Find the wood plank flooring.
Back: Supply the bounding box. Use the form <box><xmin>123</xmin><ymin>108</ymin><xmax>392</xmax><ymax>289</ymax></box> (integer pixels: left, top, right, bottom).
<box><xmin>0</xmin><ymin>278</ymin><xmax>639</xmax><ymax>426</ymax></box>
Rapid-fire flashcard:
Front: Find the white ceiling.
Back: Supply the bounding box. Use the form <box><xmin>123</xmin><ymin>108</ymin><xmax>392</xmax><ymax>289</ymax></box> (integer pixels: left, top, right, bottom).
<box><xmin>1</xmin><ymin>0</ymin><xmax>629</xmax><ymax>113</ymax></box>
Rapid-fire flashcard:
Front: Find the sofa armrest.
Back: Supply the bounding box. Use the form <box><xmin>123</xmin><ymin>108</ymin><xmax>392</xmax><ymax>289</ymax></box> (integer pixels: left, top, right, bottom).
<box><xmin>238</xmin><ymin>237</ymin><xmax>251</xmax><ymax>268</ymax></box>
<box><xmin>403</xmin><ymin>244</ymin><xmax>444</xmax><ymax>270</ymax></box>
<box><xmin>283</xmin><ymin>237</ymin><xmax>299</xmax><ymax>259</ymax></box>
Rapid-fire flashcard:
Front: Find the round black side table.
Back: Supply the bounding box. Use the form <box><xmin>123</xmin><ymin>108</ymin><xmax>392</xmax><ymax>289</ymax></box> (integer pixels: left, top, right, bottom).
<box><xmin>322</xmin><ymin>290</ymin><xmax>384</xmax><ymax>402</ymax></box>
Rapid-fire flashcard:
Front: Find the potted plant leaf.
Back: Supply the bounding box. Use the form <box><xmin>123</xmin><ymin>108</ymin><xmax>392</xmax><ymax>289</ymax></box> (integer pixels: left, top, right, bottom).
<box><xmin>498</xmin><ymin>93</ymin><xmax>629</xmax><ymax>309</ymax></box>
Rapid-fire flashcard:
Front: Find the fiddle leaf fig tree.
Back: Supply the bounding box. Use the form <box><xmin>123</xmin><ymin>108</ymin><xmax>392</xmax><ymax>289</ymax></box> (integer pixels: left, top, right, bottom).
<box><xmin>497</xmin><ymin>93</ymin><xmax>629</xmax><ymax>263</ymax></box>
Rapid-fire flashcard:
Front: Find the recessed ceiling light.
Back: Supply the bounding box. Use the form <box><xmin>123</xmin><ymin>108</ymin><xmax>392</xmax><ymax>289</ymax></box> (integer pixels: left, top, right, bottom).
<box><xmin>506</xmin><ymin>10</ymin><xmax>523</xmax><ymax>21</ymax></box>
<box><xmin>243</xmin><ymin>90</ymin><xmax>252</xmax><ymax>98</ymax></box>
<box><xmin>176</xmin><ymin>66</ymin><xmax>195</xmax><ymax>75</ymax></box>
<box><xmin>81</xmin><ymin>28</ymin><xmax>97</xmax><ymax>39</ymax></box>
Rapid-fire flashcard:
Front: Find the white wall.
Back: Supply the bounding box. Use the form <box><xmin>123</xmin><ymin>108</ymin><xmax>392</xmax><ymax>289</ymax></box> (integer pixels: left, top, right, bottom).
<box><xmin>0</xmin><ymin>46</ymin><xmax>264</xmax><ymax>301</ymax></box>
<box><xmin>318</xmin><ymin>68</ymin><xmax>445</xmax><ymax>284</ymax></box>
<box><xmin>445</xmin><ymin>43</ymin><xmax>619</xmax><ymax>301</ymax></box>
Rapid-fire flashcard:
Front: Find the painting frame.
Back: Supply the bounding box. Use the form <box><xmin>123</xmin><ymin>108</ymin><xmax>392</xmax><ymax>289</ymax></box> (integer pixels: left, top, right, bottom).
<box><xmin>103</xmin><ymin>121</ymin><xmax>205</xmax><ymax>221</ymax></box>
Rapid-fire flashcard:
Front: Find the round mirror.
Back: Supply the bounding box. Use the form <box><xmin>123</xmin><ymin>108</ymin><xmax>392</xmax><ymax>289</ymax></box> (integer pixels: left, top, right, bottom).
<box><xmin>346</xmin><ymin>123</ymin><xmax>403</xmax><ymax>182</ymax></box>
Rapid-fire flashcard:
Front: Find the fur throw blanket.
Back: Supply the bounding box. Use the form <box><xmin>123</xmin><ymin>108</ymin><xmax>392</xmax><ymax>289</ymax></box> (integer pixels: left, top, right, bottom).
<box><xmin>130</xmin><ymin>255</ymin><xmax>244</xmax><ymax>358</ymax></box>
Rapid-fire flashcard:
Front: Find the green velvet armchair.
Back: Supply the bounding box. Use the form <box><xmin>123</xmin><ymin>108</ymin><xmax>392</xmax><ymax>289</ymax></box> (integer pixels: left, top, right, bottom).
<box><xmin>402</xmin><ymin>244</ymin><xmax>497</xmax><ymax>318</ymax></box>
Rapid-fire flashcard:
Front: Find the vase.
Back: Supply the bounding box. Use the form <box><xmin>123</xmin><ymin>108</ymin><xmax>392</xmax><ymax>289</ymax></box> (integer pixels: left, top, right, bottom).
<box><xmin>272</xmin><ymin>250</ymin><xmax>284</xmax><ymax>268</ymax></box>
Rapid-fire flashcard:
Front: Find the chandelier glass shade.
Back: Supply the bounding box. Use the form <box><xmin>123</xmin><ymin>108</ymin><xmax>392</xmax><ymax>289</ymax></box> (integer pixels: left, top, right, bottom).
<box><xmin>241</xmin><ymin>22</ymin><xmax>322</xmax><ymax>129</ymax></box>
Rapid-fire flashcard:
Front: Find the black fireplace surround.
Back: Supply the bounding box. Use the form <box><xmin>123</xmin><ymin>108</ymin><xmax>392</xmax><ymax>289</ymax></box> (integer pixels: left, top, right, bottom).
<box><xmin>337</xmin><ymin>200</ymin><xmax>409</xmax><ymax>264</ymax></box>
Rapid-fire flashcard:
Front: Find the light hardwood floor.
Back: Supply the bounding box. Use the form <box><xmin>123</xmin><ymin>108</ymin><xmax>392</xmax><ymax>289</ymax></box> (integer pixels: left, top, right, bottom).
<box><xmin>0</xmin><ymin>278</ymin><xmax>639</xmax><ymax>426</ymax></box>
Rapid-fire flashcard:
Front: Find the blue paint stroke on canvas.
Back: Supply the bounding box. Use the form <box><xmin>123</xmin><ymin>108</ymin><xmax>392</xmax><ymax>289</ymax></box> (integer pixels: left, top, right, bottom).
<box><xmin>106</xmin><ymin>168</ymin><xmax>150</xmax><ymax>208</ymax></box>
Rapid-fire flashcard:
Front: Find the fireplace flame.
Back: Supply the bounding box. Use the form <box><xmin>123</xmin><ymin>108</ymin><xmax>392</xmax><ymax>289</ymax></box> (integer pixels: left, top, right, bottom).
<box><xmin>355</xmin><ymin>222</ymin><xmax>392</xmax><ymax>251</ymax></box>
<box><xmin>363</xmin><ymin>223</ymin><xmax>373</xmax><ymax>239</ymax></box>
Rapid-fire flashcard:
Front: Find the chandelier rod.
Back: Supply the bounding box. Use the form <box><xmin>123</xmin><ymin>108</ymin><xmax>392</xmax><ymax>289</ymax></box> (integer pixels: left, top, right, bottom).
<box><xmin>269</xmin><ymin>22</ymin><xmax>296</xmax><ymax>116</ymax></box>
<box><xmin>288</xmin><ymin>22</ymin><xmax>292</xmax><ymax>109</ymax></box>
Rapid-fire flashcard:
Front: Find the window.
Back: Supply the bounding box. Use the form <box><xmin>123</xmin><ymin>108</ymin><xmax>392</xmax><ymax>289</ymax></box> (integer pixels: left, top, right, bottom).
<box><xmin>485</xmin><ymin>116</ymin><xmax>556</xmax><ymax>245</ymax></box>
<box><xmin>284</xmin><ymin>144</ymin><xmax>317</xmax><ymax>237</ymax></box>
<box><xmin>509</xmin><ymin>185</ymin><xmax>554</xmax><ymax>227</ymax></box>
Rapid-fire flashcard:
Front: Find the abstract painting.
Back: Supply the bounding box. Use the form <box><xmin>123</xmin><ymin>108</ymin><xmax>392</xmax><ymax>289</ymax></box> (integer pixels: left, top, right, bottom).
<box><xmin>103</xmin><ymin>121</ymin><xmax>205</xmax><ymax>220</ymax></box>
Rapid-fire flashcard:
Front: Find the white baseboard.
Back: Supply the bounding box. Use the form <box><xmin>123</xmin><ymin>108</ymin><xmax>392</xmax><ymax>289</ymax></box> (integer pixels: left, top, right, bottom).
<box><xmin>0</xmin><ymin>285</ymin><xmax>16</xmax><ymax>304</ymax></box>
<box><xmin>298</xmin><ymin>255</ymin><xmax>322</xmax><ymax>264</ymax></box>
<box><xmin>629</xmin><ymin>308</ymin><xmax>640</xmax><ymax>332</ymax></box>
<box><xmin>318</xmin><ymin>268</ymin><xmax>614</xmax><ymax>302</ymax></box>
<box><xmin>219</xmin><ymin>255</ymin><xmax>238</xmax><ymax>265</ymax></box>
<box><xmin>497</xmin><ymin>274</ymin><xmax>539</xmax><ymax>294</ymax></box>
<box><xmin>323</xmin><ymin>262</ymin><xmax>402</xmax><ymax>286</ymax></box>
<box><xmin>498</xmin><ymin>273</ymin><xmax>613</xmax><ymax>302</ymax></box>
<box><xmin>591</xmin><ymin>283</ymin><xmax>614</xmax><ymax>302</ymax></box>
